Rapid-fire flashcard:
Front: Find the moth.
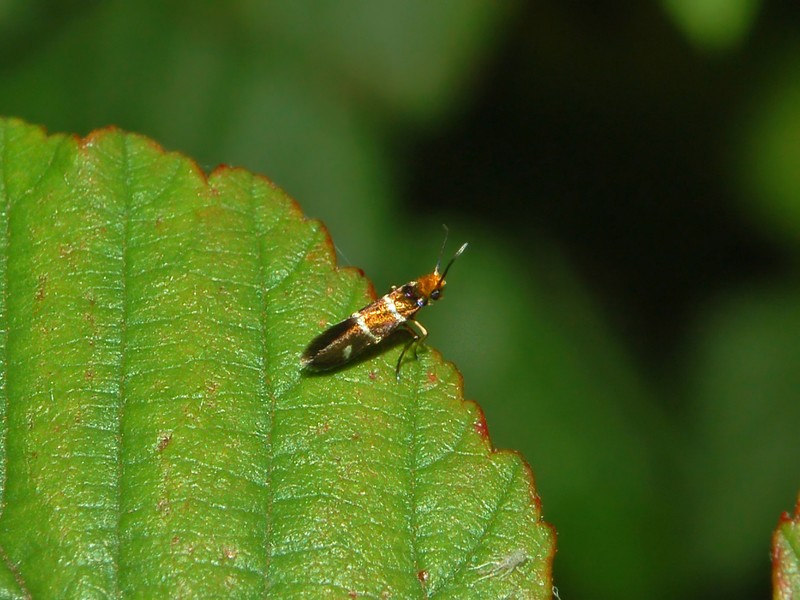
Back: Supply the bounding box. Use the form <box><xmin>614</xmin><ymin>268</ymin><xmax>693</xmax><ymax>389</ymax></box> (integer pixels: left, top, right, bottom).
<box><xmin>301</xmin><ymin>234</ymin><xmax>467</xmax><ymax>378</ymax></box>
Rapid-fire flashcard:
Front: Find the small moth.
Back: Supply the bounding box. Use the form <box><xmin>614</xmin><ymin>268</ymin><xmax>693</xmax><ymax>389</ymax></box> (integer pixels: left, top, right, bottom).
<box><xmin>301</xmin><ymin>232</ymin><xmax>467</xmax><ymax>378</ymax></box>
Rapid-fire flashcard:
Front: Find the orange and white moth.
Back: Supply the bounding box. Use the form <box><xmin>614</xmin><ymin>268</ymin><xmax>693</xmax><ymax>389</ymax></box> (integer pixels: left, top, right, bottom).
<box><xmin>301</xmin><ymin>232</ymin><xmax>467</xmax><ymax>379</ymax></box>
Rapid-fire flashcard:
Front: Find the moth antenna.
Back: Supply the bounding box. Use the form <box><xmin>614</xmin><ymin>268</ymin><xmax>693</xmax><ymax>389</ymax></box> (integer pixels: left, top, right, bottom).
<box><xmin>434</xmin><ymin>224</ymin><xmax>450</xmax><ymax>275</ymax></box>
<box><xmin>436</xmin><ymin>242</ymin><xmax>468</xmax><ymax>287</ymax></box>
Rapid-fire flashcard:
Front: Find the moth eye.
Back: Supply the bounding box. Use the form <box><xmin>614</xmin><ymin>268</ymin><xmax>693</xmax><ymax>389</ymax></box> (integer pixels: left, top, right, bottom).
<box><xmin>430</xmin><ymin>289</ymin><xmax>441</xmax><ymax>301</ymax></box>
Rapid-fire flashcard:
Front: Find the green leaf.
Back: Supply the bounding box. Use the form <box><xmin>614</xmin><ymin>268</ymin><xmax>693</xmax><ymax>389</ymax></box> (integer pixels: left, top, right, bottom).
<box><xmin>0</xmin><ymin>117</ymin><xmax>554</xmax><ymax>597</ymax></box>
<box><xmin>773</xmin><ymin>496</ymin><xmax>800</xmax><ymax>600</ymax></box>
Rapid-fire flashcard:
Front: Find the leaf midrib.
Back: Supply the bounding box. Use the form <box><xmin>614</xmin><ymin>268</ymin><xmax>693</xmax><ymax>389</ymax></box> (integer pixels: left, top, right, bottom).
<box><xmin>114</xmin><ymin>134</ymin><xmax>132</xmax><ymax>596</ymax></box>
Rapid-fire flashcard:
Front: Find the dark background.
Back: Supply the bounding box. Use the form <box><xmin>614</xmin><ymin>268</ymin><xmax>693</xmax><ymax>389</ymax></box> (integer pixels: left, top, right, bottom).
<box><xmin>410</xmin><ymin>1</ymin><xmax>791</xmax><ymax>380</ymax></box>
<box><xmin>2</xmin><ymin>1</ymin><xmax>798</xmax><ymax>598</ymax></box>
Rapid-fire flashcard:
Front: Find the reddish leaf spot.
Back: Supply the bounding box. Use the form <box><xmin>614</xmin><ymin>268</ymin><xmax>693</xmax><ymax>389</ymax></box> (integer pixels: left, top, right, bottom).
<box><xmin>222</xmin><ymin>546</ymin><xmax>237</xmax><ymax>560</ymax></box>
<box><xmin>474</xmin><ymin>418</ymin><xmax>489</xmax><ymax>439</ymax></box>
<box><xmin>84</xmin><ymin>368</ymin><xmax>95</xmax><ymax>381</ymax></box>
<box><xmin>35</xmin><ymin>274</ymin><xmax>47</xmax><ymax>301</ymax></box>
<box><xmin>427</xmin><ymin>371</ymin><xmax>437</xmax><ymax>383</ymax></box>
<box><xmin>368</xmin><ymin>371</ymin><xmax>377</xmax><ymax>381</ymax></box>
<box><xmin>417</xmin><ymin>569</ymin><xmax>429</xmax><ymax>584</ymax></box>
<box><xmin>195</xmin><ymin>205</ymin><xmax>226</xmax><ymax>222</ymax></box>
<box><xmin>348</xmin><ymin>592</ymin><xmax>358</xmax><ymax>599</ymax></box>
<box><xmin>158</xmin><ymin>432</ymin><xmax>173</xmax><ymax>452</ymax></box>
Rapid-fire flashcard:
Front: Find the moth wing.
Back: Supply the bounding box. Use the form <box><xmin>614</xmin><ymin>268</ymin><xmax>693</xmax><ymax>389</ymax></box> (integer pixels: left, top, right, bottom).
<box><xmin>301</xmin><ymin>317</ymin><xmax>375</xmax><ymax>371</ymax></box>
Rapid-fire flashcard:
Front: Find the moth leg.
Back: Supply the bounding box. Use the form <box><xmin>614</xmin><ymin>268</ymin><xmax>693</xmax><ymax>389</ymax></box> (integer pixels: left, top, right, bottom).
<box><xmin>408</xmin><ymin>320</ymin><xmax>428</xmax><ymax>360</ymax></box>
<box><xmin>395</xmin><ymin>320</ymin><xmax>428</xmax><ymax>380</ymax></box>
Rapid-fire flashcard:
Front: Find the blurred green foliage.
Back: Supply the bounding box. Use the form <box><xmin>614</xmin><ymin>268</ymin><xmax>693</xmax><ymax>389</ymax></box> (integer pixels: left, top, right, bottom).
<box><xmin>741</xmin><ymin>55</ymin><xmax>800</xmax><ymax>245</ymax></box>
<box><xmin>662</xmin><ymin>0</ymin><xmax>761</xmax><ymax>52</ymax></box>
<box><xmin>1</xmin><ymin>2</ymin><xmax>797</xmax><ymax>599</ymax></box>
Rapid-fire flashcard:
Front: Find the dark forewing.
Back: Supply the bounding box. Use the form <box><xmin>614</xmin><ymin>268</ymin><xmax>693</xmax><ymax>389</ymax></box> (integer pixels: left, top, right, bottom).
<box><xmin>301</xmin><ymin>317</ymin><xmax>375</xmax><ymax>371</ymax></box>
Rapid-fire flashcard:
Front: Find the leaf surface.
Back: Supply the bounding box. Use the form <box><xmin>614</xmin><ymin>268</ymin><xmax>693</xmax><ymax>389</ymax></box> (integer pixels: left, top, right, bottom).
<box><xmin>774</xmin><ymin>496</ymin><xmax>800</xmax><ymax>600</ymax></box>
<box><xmin>0</xmin><ymin>118</ymin><xmax>554</xmax><ymax>598</ymax></box>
